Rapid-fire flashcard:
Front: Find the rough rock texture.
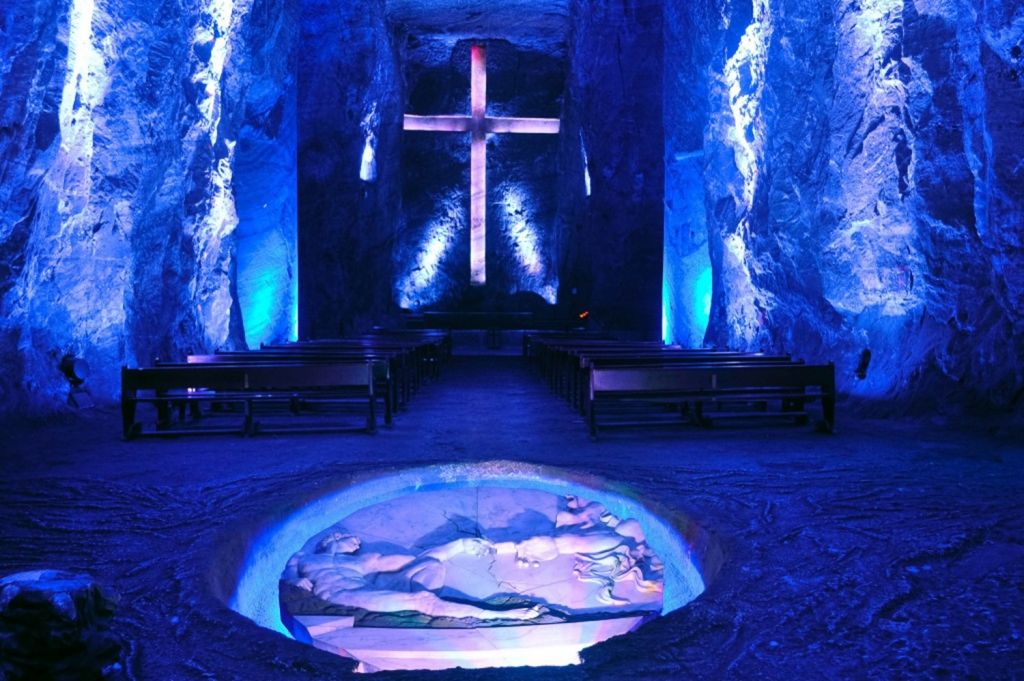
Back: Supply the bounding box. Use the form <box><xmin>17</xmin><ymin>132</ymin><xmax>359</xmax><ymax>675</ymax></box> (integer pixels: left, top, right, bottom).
<box><xmin>396</xmin><ymin>38</ymin><xmax>563</xmax><ymax>310</ymax></box>
<box><xmin>386</xmin><ymin>0</ymin><xmax>569</xmax><ymax>56</ymax></box>
<box><xmin>2</xmin><ymin>0</ymin><xmax>1020</xmax><ymax>413</ymax></box>
<box><xmin>1</xmin><ymin>358</ymin><xmax>1022</xmax><ymax>678</ymax></box>
<box><xmin>557</xmin><ymin>0</ymin><xmax>665</xmax><ymax>338</ymax></box>
<box><xmin>665</xmin><ymin>0</ymin><xmax>1024</xmax><ymax>410</ymax></box>
<box><xmin>0</xmin><ymin>570</ymin><xmax>123</xmax><ymax>680</ymax></box>
<box><xmin>0</xmin><ymin>0</ymin><xmax>298</xmax><ymax>412</ymax></box>
<box><xmin>662</xmin><ymin>0</ymin><xmax>719</xmax><ymax>347</ymax></box>
<box><xmin>297</xmin><ymin>0</ymin><xmax>402</xmax><ymax>338</ymax></box>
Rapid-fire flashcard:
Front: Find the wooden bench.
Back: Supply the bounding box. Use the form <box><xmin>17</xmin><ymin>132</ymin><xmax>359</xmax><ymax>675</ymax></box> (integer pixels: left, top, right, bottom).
<box><xmin>571</xmin><ymin>352</ymin><xmax>795</xmax><ymax>412</ymax></box>
<box><xmin>587</xmin><ymin>362</ymin><xmax>835</xmax><ymax>436</ymax></box>
<box><xmin>534</xmin><ymin>339</ymin><xmax>673</xmax><ymax>393</ymax></box>
<box><xmin>121</xmin><ymin>361</ymin><xmax>376</xmax><ymax>439</ymax></box>
<box><xmin>185</xmin><ymin>353</ymin><xmax>395</xmax><ymax>426</ymax></box>
<box><xmin>265</xmin><ymin>337</ymin><xmax>437</xmax><ymax>390</ymax></box>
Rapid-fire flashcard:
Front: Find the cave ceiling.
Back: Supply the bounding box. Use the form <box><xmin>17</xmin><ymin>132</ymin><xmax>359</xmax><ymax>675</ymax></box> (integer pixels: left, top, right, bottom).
<box><xmin>384</xmin><ymin>0</ymin><xmax>569</xmax><ymax>56</ymax></box>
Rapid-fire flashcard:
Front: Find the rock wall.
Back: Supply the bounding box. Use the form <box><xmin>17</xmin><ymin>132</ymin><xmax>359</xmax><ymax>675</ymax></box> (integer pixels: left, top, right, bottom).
<box><xmin>558</xmin><ymin>0</ymin><xmax>665</xmax><ymax>338</ymax></box>
<box><xmin>0</xmin><ymin>0</ymin><xmax>297</xmax><ymax>412</ymax></box>
<box><xmin>395</xmin><ymin>38</ymin><xmax>563</xmax><ymax>312</ymax></box>
<box><xmin>665</xmin><ymin>0</ymin><xmax>1024</xmax><ymax>410</ymax></box>
<box><xmin>297</xmin><ymin>0</ymin><xmax>402</xmax><ymax>338</ymax></box>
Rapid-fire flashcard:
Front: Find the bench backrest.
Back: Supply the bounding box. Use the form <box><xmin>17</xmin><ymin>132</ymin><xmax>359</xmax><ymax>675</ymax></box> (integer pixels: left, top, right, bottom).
<box><xmin>123</xmin><ymin>362</ymin><xmax>372</xmax><ymax>393</ymax></box>
<box><xmin>590</xmin><ymin>363</ymin><xmax>835</xmax><ymax>395</ymax></box>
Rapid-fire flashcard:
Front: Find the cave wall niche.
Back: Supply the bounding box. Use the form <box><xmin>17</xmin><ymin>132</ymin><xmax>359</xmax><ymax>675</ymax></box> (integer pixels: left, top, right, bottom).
<box><xmin>395</xmin><ymin>38</ymin><xmax>564</xmax><ymax>313</ymax></box>
<box><xmin>0</xmin><ymin>0</ymin><xmax>1021</xmax><ymax>415</ymax></box>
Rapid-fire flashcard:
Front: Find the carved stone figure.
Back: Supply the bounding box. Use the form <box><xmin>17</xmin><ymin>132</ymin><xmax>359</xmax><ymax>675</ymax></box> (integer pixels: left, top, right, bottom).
<box><xmin>289</xmin><ymin>534</ymin><xmax>542</xmax><ymax>621</ymax></box>
<box><xmin>279</xmin><ymin>487</ymin><xmax>666</xmax><ymax>672</ymax></box>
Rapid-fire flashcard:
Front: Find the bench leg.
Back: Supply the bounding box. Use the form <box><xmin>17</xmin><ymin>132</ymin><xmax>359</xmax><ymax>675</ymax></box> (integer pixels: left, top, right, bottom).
<box><xmin>156</xmin><ymin>399</ymin><xmax>172</xmax><ymax>430</ymax></box>
<box><xmin>588</xmin><ymin>400</ymin><xmax>598</xmax><ymax>438</ymax></box>
<box><xmin>122</xmin><ymin>396</ymin><xmax>138</xmax><ymax>440</ymax></box>
<box><xmin>243</xmin><ymin>399</ymin><xmax>253</xmax><ymax>436</ymax></box>
<box><xmin>821</xmin><ymin>394</ymin><xmax>836</xmax><ymax>433</ymax></box>
<box><xmin>367</xmin><ymin>390</ymin><xmax>377</xmax><ymax>433</ymax></box>
<box><xmin>695</xmin><ymin>401</ymin><xmax>709</xmax><ymax>427</ymax></box>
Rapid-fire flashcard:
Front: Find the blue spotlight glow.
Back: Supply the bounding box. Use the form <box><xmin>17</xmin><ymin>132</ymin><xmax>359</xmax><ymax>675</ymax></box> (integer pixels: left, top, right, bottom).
<box><xmin>693</xmin><ymin>265</ymin><xmax>712</xmax><ymax>334</ymax></box>
<box><xmin>580</xmin><ymin>131</ymin><xmax>592</xmax><ymax>197</ymax></box>
<box><xmin>397</xmin><ymin>194</ymin><xmax>462</xmax><ymax>309</ymax></box>
<box><xmin>500</xmin><ymin>186</ymin><xmax>558</xmax><ymax>304</ymax></box>
<box><xmin>359</xmin><ymin>135</ymin><xmax>376</xmax><ymax>182</ymax></box>
<box><xmin>359</xmin><ymin>105</ymin><xmax>379</xmax><ymax>183</ymax></box>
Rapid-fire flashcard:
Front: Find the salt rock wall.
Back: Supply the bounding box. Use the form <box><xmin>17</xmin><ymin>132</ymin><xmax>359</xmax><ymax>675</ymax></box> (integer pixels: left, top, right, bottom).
<box><xmin>558</xmin><ymin>0</ymin><xmax>664</xmax><ymax>338</ymax></box>
<box><xmin>667</xmin><ymin>0</ymin><xmax>1024</xmax><ymax>410</ymax></box>
<box><xmin>396</xmin><ymin>38</ymin><xmax>563</xmax><ymax>311</ymax></box>
<box><xmin>297</xmin><ymin>0</ymin><xmax>402</xmax><ymax>338</ymax></box>
<box><xmin>0</xmin><ymin>0</ymin><xmax>298</xmax><ymax>412</ymax></box>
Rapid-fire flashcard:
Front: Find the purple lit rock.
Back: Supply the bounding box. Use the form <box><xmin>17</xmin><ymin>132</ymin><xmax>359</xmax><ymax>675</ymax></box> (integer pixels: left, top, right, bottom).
<box><xmin>279</xmin><ymin>488</ymin><xmax>664</xmax><ymax>672</ymax></box>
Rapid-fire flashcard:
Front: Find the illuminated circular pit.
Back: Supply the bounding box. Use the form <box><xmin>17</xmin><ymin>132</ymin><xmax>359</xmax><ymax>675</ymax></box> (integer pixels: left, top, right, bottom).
<box><xmin>229</xmin><ymin>462</ymin><xmax>713</xmax><ymax>673</ymax></box>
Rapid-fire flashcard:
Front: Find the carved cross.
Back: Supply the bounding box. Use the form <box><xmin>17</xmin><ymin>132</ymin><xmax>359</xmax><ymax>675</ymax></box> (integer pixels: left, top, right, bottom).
<box><xmin>404</xmin><ymin>44</ymin><xmax>560</xmax><ymax>286</ymax></box>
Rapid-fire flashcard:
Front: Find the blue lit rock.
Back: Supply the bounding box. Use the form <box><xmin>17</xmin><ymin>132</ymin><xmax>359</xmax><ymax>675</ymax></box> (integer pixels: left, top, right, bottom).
<box><xmin>297</xmin><ymin>0</ymin><xmax>403</xmax><ymax>337</ymax></box>
<box><xmin>0</xmin><ymin>0</ymin><xmax>297</xmax><ymax>411</ymax></box>
<box><xmin>0</xmin><ymin>0</ymin><xmax>1020</xmax><ymax>414</ymax></box>
<box><xmin>557</xmin><ymin>0</ymin><xmax>665</xmax><ymax>337</ymax></box>
<box><xmin>666</xmin><ymin>0</ymin><xmax>1023</xmax><ymax>409</ymax></box>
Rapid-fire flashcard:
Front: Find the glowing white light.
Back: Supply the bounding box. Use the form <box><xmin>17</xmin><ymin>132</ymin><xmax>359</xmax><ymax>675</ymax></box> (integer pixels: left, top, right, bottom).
<box><xmin>359</xmin><ymin>105</ymin><xmax>379</xmax><ymax>183</ymax></box>
<box><xmin>722</xmin><ymin>0</ymin><xmax>772</xmax><ymax>209</ymax></box>
<box><xmin>359</xmin><ymin>134</ymin><xmax>376</xmax><ymax>182</ymax></box>
<box><xmin>500</xmin><ymin>187</ymin><xmax>559</xmax><ymax>304</ymax></box>
<box><xmin>403</xmin><ymin>44</ymin><xmax>560</xmax><ymax>286</ymax></box>
<box><xmin>502</xmin><ymin>189</ymin><xmax>543</xmax><ymax>276</ymax></box>
<box><xmin>57</xmin><ymin>0</ymin><xmax>108</xmax><ymax>206</ymax></box>
<box><xmin>580</xmin><ymin>131</ymin><xmax>591</xmax><ymax>197</ymax></box>
<box><xmin>538</xmin><ymin>285</ymin><xmax>557</xmax><ymax>305</ymax></box>
<box><xmin>470</xmin><ymin>45</ymin><xmax>487</xmax><ymax>285</ymax></box>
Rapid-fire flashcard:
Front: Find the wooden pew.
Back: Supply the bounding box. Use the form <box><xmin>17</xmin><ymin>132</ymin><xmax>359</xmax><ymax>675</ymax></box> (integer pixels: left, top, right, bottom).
<box><xmin>210</xmin><ymin>346</ymin><xmax>405</xmax><ymax>408</ymax></box>
<box><xmin>186</xmin><ymin>353</ymin><xmax>395</xmax><ymax>426</ymax></box>
<box><xmin>266</xmin><ymin>337</ymin><xmax>436</xmax><ymax>390</ymax></box>
<box><xmin>572</xmin><ymin>351</ymin><xmax>794</xmax><ymax>412</ymax></box>
<box><xmin>121</xmin><ymin>361</ymin><xmax>376</xmax><ymax>439</ymax></box>
<box><xmin>587</xmin><ymin>362</ymin><xmax>835</xmax><ymax>436</ymax></box>
<box><xmin>522</xmin><ymin>331</ymin><xmax>612</xmax><ymax>359</ymax></box>
<box><xmin>368</xmin><ymin>328</ymin><xmax>453</xmax><ymax>361</ymax></box>
<box><xmin>533</xmin><ymin>339</ymin><xmax>672</xmax><ymax>393</ymax></box>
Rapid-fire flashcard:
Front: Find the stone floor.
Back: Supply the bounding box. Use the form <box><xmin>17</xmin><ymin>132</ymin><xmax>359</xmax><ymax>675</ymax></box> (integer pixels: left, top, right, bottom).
<box><xmin>1</xmin><ymin>356</ymin><xmax>1022</xmax><ymax>679</ymax></box>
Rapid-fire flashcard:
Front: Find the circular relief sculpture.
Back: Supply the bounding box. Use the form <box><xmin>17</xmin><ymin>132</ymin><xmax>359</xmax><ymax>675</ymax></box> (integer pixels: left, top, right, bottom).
<box><xmin>279</xmin><ymin>487</ymin><xmax>665</xmax><ymax>672</ymax></box>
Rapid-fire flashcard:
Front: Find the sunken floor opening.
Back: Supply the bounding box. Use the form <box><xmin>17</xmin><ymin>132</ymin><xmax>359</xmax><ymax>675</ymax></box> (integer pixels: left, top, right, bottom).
<box><xmin>226</xmin><ymin>462</ymin><xmax>716</xmax><ymax>673</ymax></box>
<box><xmin>1</xmin><ymin>357</ymin><xmax>1021</xmax><ymax>679</ymax></box>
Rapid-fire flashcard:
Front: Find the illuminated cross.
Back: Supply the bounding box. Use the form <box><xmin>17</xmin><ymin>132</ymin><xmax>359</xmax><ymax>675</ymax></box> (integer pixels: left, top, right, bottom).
<box><xmin>404</xmin><ymin>44</ymin><xmax>560</xmax><ymax>286</ymax></box>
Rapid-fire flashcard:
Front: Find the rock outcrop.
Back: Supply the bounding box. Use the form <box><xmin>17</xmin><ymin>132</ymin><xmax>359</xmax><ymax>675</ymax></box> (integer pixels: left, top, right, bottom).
<box><xmin>0</xmin><ymin>570</ymin><xmax>123</xmax><ymax>680</ymax></box>
<box><xmin>0</xmin><ymin>0</ymin><xmax>297</xmax><ymax>412</ymax></box>
<box><xmin>665</xmin><ymin>0</ymin><xmax>1024</xmax><ymax>411</ymax></box>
